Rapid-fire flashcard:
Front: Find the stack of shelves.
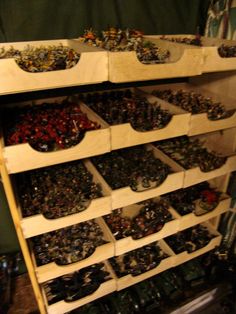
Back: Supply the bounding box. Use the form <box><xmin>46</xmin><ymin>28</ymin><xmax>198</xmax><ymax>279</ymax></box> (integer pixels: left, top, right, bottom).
<box><xmin>0</xmin><ymin>35</ymin><xmax>236</xmax><ymax>314</ymax></box>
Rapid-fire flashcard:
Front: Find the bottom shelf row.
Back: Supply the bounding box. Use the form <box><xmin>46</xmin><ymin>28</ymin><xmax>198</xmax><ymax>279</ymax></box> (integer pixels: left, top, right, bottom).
<box><xmin>41</xmin><ymin>223</ymin><xmax>221</xmax><ymax>314</ymax></box>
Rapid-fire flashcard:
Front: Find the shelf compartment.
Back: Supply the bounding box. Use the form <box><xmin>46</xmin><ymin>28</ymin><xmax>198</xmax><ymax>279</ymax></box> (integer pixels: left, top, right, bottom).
<box><xmin>19</xmin><ymin>160</ymin><xmax>112</xmax><ymax>238</ymax></box>
<box><xmin>155</xmin><ymin>130</ymin><xmax>236</xmax><ymax>188</ymax></box>
<box><xmin>103</xmin><ymin>199</ymin><xmax>179</xmax><ymax>256</ymax></box>
<box><xmin>108</xmin><ymin>91</ymin><xmax>190</xmax><ymax>150</ymax></box>
<box><xmin>31</xmin><ymin>218</ymin><xmax>115</xmax><ymax>283</ymax></box>
<box><xmin>183</xmin><ymin>131</ymin><xmax>236</xmax><ymax>187</ymax></box>
<box><xmin>110</xmin><ymin>239</ymin><xmax>175</xmax><ymax>291</ymax></box>
<box><xmin>141</xmin><ymin>83</ymin><xmax>236</xmax><ymax>136</ymax></box>
<box><xmin>176</xmin><ymin>193</ymin><xmax>231</xmax><ymax>231</ymax></box>
<box><xmin>1</xmin><ymin>99</ymin><xmax>110</xmax><ymax>174</ymax></box>
<box><xmin>108</xmin><ymin>36</ymin><xmax>202</xmax><ymax>83</ymax></box>
<box><xmin>182</xmin><ymin>157</ymin><xmax>236</xmax><ymax>188</ymax></box>
<box><xmin>171</xmin><ymin>222</ymin><xmax>222</xmax><ymax>267</ymax></box>
<box><xmin>0</xmin><ymin>39</ymin><xmax>108</xmax><ymax>95</ymax></box>
<box><xmin>92</xmin><ymin>144</ymin><xmax>184</xmax><ymax>210</ymax></box>
<box><xmin>158</xmin><ymin>35</ymin><xmax>236</xmax><ymax>73</ymax></box>
<box><xmin>81</xmin><ymin>88</ymin><xmax>190</xmax><ymax>150</ymax></box>
<box><xmin>201</xmin><ymin>37</ymin><xmax>236</xmax><ymax>73</ymax></box>
<box><xmin>42</xmin><ymin>261</ymin><xmax>116</xmax><ymax>314</ymax></box>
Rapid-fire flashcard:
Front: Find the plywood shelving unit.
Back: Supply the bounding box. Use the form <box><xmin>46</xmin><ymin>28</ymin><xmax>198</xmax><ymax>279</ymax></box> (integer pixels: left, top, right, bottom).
<box><xmin>0</xmin><ymin>36</ymin><xmax>236</xmax><ymax>314</ymax></box>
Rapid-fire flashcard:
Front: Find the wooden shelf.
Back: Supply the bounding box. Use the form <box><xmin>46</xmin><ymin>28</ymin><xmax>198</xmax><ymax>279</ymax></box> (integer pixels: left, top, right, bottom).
<box><xmin>171</xmin><ymin>222</ymin><xmax>222</xmax><ymax>267</ymax></box>
<box><xmin>19</xmin><ymin>160</ymin><xmax>112</xmax><ymax>238</ymax></box>
<box><xmin>103</xmin><ymin>200</ymin><xmax>179</xmax><ymax>256</ymax></box>
<box><xmin>32</xmin><ymin>218</ymin><xmax>115</xmax><ymax>283</ymax></box>
<box><xmin>1</xmin><ymin>36</ymin><xmax>235</xmax><ymax>314</ymax></box>
<box><xmin>112</xmin><ymin>239</ymin><xmax>175</xmax><ymax>291</ymax></box>
<box><xmin>141</xmin><ymin>83</ymin><xmax>236</xmax><ymax>136</ymax></box>
<box><xmin>1</xmin><ymin>100</ymin><xmax>110</xmax><ymax>174</ymax></box>
<box><xmin>0</xmin><ymin>39</ymin><xmax>108</xmax><ymax>95</ymax></box>
<box><xmin>42</xmin><ymin>261</ymin><xmax>116</xmax><ymax>314</ymax></box>
<box><xmin>108</xmin><ymin>37</ymin><xmax>202</xmax><ymax>83</ymax></box>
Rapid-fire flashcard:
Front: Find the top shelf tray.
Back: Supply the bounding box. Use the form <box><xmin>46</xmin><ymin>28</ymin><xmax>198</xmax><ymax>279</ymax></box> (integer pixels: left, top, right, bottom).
<box><xmin>108</xmin><ymin>36</ymin><xmax>203</xmax><ymax>83</ymax></box>
<box><xmin>0</xmin><ymin>39</ymin><xmax>108</xmax><ymax>95</ymax></box>
<box><xmin>158</xmin><ymin>35</ymin><xmax>236</xmax><ymax>73</ymax></box>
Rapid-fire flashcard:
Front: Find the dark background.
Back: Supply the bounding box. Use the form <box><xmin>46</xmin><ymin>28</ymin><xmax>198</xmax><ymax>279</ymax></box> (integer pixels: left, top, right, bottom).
<box><xmin>0</xmin><ymin>0</ymin><xmax>210</xmax><ymax>42</ymax></box>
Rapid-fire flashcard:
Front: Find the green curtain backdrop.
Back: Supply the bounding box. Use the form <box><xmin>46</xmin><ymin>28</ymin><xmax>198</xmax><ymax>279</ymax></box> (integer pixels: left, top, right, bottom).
<box><xmin>0</xmin><ymin>0</ymin><xmax>210</xmax><ymax>42</ymax></box>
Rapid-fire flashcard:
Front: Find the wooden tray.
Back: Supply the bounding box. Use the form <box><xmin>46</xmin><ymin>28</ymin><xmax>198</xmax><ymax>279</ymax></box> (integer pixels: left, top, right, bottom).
<box><xmin>157</xmin><ymin>35</ymin><xmax>236</xmax><ymax>73</ymax></box>
<box><xmin>103</xmin><ymin>199</ymin><xmax>179</xmax><ymax>256</ymax></box>
<box><xmin>31</xmin><ymin>218</ymin><xmax>115</xmax><ymax>283</ymax></box>
<box><xmin>0</xmin><ymin>39</ymin><xmax>108</xmax><ymax>95</ymax></box>
<box><xmin>19</xmin><ymin>160</ymin><xmax>112</xmax><ymax>238</ymax></box>
<box><xmin>108</xmin><ymin>36</ymin><xmax>202</xmax><ymax>83</ymax></box>
<box><xmin>109</xmin><ymin>91</ymin><xmax>190</xmax><ymax>150</ymax></box>
<box><xmin>111</xmin><ymin>239</ymin><xmax>175</xmax><ymax>291</ymax></box>
<box><xmin>172</xmin><ymin>222</ymin><xmax>222</xmax><ymax>267</ymax></box>
<box><xmin>80</xmin><ymin>87</ymin><xmax>190</xmax><ymax>150</ymax></box>
<box><xmin>141</xmin><ymin>83</ymin><xmax>236</xmax><ymax>136</ymax></box>
<box><xmin>1</xmin><ymin>98</ymin><xmax>110</xmax><ymax>174</ymax></box>
<box><xmin>155</xmin><ymin>130</ymin><xmax>236</xmax><ymax>188</ymax></box>
<box><xmin>183</xmin><ymin>130</ymin><xmax>236</xmax><ymax>187</ymax></box>
<box><xmin>175</xmin><ymin>193</ymin><xmax>231</xmax><ymax>231</ymax></box>
<box><xmin>201</xmin><ymin>37</ymin><xmax>236</xmax><ymax>73</ymax></box>
<box><xmin>42</xmin><ymin>261</ymin><xmax>116</xmax><ymax>314</ymax></box>
<box><xmin>91</xmin><ymin>144</ymin><xmax>184</xmax><ymax>210</ymax></box>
